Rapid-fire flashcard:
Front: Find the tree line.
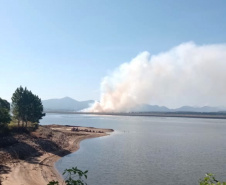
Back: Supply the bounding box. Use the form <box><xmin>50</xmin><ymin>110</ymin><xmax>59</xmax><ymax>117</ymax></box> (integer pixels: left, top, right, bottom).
<box><xmin>0</xmin><ymin>86</ymin><xmax>45</xmax><ymax>133</ymax></box>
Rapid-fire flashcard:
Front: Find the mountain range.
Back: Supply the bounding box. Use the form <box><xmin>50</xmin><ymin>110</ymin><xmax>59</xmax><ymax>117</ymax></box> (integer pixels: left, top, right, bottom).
<box><xmin>42</xmin><ymin>97</ymin><xmax>226</xmax><ymax>113</ymax></box>
<box><xmin>42</xmin><ymin>97</ymin><xmax>94</xmax><ymax>112</ymax></box>
<box><xmin>131</xmin><ymin>104</ymin><xmax>226</xmax><ymax>113</ymax></box>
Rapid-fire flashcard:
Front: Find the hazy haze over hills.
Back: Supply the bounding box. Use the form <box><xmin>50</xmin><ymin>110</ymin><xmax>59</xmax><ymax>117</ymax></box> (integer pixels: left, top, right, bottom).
<box><xmin>42</xmin><ymin>97</ymin><xmax>94</xmax><ymax>112</ymax></box>
<box><xmin>42</xmin><ymin>97</ymin><xmax>226</xmax><ymax>113</ymax></box>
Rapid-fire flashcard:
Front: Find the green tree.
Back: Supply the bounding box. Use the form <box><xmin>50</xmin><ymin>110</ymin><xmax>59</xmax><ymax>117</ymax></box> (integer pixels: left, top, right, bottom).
<box><xmin>0</xmin><ymin>98</ymin><xmax>10</xmax><ymax>111</ymax></box>
<box><xmin>11</xmin><ymin>86</ymin><xmax>45</xmax><ymax>127</ymax></box>
<box><xmin>0</xmin><ymin>98</ymin><xmax>11</xmax><ymax>132</ymax></box>
<box><xmin>200</xmin><ymin>173</ymin><xmax>226</xmax><ymax>185</ymax></box>
<box><xmin>47</xmin><ymin>167</ymin><xmax>88</xmax><ymax>185</ymax></box>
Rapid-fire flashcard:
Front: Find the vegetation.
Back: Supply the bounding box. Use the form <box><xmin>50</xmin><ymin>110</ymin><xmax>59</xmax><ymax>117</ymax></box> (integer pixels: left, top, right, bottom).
<box><xmin>11</xmin><ymin>86</ymin><xmax>45</xmax><ymax>128</ymax></box>
<box><xmin>0</xmin><ymin>86</ymin><xmax>45</xmax><ymax>134</ymax></box>
<box><xmin>199</xmin><ymin>173</ymin><xmax>226</xmax><ymax>185</ymax></box>
<box><xmin>48</xmin><ymin>167</ymin><xmax>88</xmax><ymax>185</ymax></box>
<box><xmin>0</xmin><ymin>98</ymin><xmax>11</xmax><ymax>133</ymax></box>
<box><xmin>47</xmin><ymin>171</ymin><xmax>226</xmax><ymax>185</ymax></box>
<box><xmin>47</xmin><ymin>169</ymin><xmax>226</xmax><ymax>185</ymax></box>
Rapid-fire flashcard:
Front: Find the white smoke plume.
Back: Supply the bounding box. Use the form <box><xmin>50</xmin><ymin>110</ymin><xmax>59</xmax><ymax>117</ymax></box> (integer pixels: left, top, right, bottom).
<box><xmin>88</xmin><ymin>42</ymin><xmax>226</xmax><ymax>112</ymax></box>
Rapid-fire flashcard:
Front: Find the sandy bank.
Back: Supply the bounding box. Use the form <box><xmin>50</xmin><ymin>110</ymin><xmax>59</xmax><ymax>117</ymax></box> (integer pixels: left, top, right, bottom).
<box><xmin>0</xmin><ymin>125</ymin><xmax>113</xmax><ymax>185</ymax></box>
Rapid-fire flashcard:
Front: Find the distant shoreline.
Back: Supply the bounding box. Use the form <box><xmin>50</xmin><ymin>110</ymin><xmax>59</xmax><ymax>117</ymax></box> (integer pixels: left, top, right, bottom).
<box><xmin>44</xmin><ymin>111</ymin><xmax>226</xmax><ymax>119</ymax></box>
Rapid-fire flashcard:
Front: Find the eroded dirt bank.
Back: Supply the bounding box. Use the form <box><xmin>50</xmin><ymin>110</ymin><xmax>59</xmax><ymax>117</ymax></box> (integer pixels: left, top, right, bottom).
<box><xmin>0</xmin><ymin>125</ymin><xmax>113</xmax><ymax>185</ymax></box>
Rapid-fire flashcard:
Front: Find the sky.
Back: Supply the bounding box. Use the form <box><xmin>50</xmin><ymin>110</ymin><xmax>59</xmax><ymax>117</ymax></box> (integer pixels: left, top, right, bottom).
<box><xmin>0</xmin><ymin>0</ymin><xmax>226</xmax><ymax>104</ymax></box>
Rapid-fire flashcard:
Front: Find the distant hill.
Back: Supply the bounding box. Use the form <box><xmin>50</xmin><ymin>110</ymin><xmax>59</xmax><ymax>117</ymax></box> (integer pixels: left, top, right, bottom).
<box><xmin>131</xmin><ymin>104</ymin><xmax>170</xmax><ymax>112</ymax></box>
<box><xmin>134</xmin><ymin>105</ymin><xmax>226</xmax><ymax>113</ymax></box>
<box><xmin>42</xmin><ymin>97</ymin><xmax>94</xmax><ymax>112</ymax></box>
<box><xmin>42</xmin><ymin>97</ymin><xmax>226</xmax><ymax>113</ymax></box>
<box><xmin>131</xmin><ymin>104</ymin><xmax>226</xmax><ymax>113</ymax></box>
<box><xmin>173</xmin><ymin>106</ymin><xmax>226</xmax><ymax>112</ymax></box>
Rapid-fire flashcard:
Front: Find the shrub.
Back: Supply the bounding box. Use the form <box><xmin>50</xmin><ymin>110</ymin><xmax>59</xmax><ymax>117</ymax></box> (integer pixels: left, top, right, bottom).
<box><xmin>47</xmin><ymin>167</ymin><xmax>88</xmax><ymax>185</ymax></box>
<box><xmin>199</xmin><ymin>173</ymin><xmax>226</xmax><ymax>185</ymax></box>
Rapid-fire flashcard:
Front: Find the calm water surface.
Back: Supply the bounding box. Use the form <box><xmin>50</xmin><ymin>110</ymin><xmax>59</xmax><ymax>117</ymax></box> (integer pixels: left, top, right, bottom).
<box><xmin>40</xmin><ymin>113</ymin><xmax>226</xmax><ymax>185</ymax></box>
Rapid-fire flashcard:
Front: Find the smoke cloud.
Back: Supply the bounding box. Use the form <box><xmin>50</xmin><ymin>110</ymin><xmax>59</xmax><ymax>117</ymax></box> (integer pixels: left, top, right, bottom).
<box><xmin>88</xmin><ymin>42</ymin><xmax>226</xmax><ymax>112</ymax></box>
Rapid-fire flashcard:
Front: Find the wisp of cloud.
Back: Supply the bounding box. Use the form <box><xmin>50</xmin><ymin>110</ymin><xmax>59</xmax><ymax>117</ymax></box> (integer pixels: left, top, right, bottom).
<box><xmin>88</xmin><ymin>42</ymin><xmax>226</xmax><ymax>112</ymax></box>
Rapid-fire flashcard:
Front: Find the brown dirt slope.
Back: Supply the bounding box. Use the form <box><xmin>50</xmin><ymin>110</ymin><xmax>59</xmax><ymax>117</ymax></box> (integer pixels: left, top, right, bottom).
<box><xmin>0</xmin><ymin>125</ymin><xmax>113</xmax><ymax>185</ymax></box>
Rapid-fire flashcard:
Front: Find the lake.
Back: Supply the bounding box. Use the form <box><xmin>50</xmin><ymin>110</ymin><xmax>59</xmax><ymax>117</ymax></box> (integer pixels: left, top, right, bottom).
<box><xmin>40</xmin><ymin>113</ymin><xmax>226</xmax><ymax>185</ymax></box>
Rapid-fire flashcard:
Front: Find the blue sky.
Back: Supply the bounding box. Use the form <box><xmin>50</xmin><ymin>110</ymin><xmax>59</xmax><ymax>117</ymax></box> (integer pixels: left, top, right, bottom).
<box><xmin>0</xmin><ymin>0</ymin><xmax>226</xmax><ymax>102</ymax></box>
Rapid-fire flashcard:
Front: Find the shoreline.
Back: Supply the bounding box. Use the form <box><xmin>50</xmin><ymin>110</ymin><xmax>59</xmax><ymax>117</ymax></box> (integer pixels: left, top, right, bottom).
<box><xmin>44</xmin><ymin>111</ymin><xmax>226</xmax><ymax>120</ymax></box>
<box><xmin>0</xmin><ymin>125</ymin><xmax>113</xmax><ymax>185</ymax></box>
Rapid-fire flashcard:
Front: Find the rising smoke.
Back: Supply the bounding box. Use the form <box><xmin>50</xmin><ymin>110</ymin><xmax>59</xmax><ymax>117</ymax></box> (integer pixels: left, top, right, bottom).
<box><xmin>88</xmin><ymin>42</ymin><xmax>226</xmax><ymax>112</ymax></box>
